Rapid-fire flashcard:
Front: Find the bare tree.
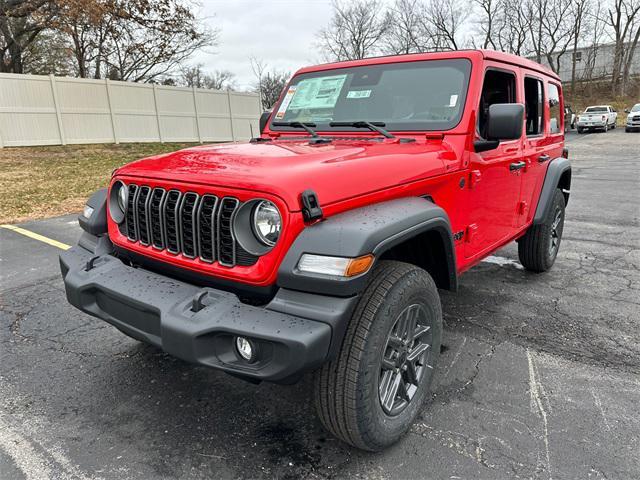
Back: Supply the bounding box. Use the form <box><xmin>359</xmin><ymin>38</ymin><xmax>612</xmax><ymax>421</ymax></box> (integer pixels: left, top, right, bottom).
<box><xmin>207</xmin><ymin>69</ymin><xmax>236</xmax><ymax>90</ymax></box>
<box><xmin>421</xmin><ymin>0</ymin><xmax>470</xmax><ymax>50</ymax></box>
<box><xmin>474</xmin><ymin>0</ymin><xmax>499</xmax><ymax>49</ymax></box>
<box><xmin>383</xmin><ymin>0</ymin><xmax>425</xmax><ymax>54</ymax></box>
<box><xmin>541</xmin><ymin>0</ymin><xmax>578</xmax><ymax>73</ymax></box>
<box><xmin>605</xmin><ymin>0</ymin><xmax>640</xmax><ymax>94</ymax></box>
<box><xmin>250</xmin><ymin>58</ymin><xmax>289</xmax><ymax>110</ymax></box>
<box><xmin>569</xmin><ymin>0</ymin><xmax>590</xmax><ymax>91</ymax></box>
<box><xmin>180</xmin><ymin>63</ymin><xmax>236</xmax><ymax>90</ymax></box>
<box><xmin>316</xmin><ymin>0</ymin><xmax>392</xmax><ymax>61</ymax></box>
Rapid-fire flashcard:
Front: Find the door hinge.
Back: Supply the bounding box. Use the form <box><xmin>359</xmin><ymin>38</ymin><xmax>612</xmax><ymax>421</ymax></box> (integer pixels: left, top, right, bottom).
<box><xmin>469</xmin><ymin>170</ymin><xmax>481</xmax><ymax>188</ymax></box>
<box><xmin>465</xmin><ymin>223</ymin><xmax>478</xmax><ymax>243</ymax></box>
<box><xmin>518</xmin><ymin>201</ymin><xmax>527</xmax><ymax>215</ymax></box>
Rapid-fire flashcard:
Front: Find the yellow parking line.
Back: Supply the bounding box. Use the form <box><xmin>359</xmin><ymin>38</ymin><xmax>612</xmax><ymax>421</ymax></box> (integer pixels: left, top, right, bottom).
<box><xmin>0</xmin><ymin>224</ymin><xmax>71</xmax><ymax>251</ymax></box>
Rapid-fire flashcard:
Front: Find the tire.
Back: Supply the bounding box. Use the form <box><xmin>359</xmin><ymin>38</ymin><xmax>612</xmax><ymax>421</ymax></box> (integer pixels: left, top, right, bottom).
<box><xmin>314</xmin><ymin>260</ymin><xmax>442</xmax><ymax>451</ymax></box>
<box><xmin>518</xmin><ymin>188</ymin><xmax>566</xmax><ymax>272</ymax></box>
<box><xmin>577</xmin><ymin>127</ymin><xmax>583</xmax><ymax>133</ymax></box>
<box><xmin>625</xmin><ymin>127</ymin><xmax>631</xmax><ymax>132</ymax></box>
<box><xmin>611</xmin><ymin>121</ymin><xmax>616</xmax><ymax>129</ymax></box>
<box><xmin>603</xmin><ymin>123</ymin><xmax>608</xmax><ymax>132</ymax></box>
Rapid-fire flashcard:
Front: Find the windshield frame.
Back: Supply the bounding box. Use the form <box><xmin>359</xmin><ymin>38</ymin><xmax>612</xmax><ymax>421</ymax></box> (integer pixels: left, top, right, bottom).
<box><xmin>268</xmin><ymin>58</ymin><xmax>473</xmax><ymax>134</ymax></box>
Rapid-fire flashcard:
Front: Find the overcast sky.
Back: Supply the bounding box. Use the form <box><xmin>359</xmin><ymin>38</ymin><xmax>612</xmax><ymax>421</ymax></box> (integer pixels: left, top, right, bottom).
<box><xmin>195</xmin><ymin>0</ymin><xmax>337</xmax><ymax>90</ymax></box>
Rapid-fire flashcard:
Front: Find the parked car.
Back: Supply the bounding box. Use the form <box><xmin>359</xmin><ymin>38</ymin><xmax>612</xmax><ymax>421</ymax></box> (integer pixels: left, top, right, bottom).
<box><xmin>564</xmin><ymin>104</ymin><xmax>576</xmax><ymax>132</ymax></box>
<box><xmin>625</xmin><ymin>103</ymin><xmax>640</xmax><ymax>132</ymax></box>
<box><xmin>60</xmin><ymin>50</ymin><xmax>571</xmax><ymax>451</ymax></box>
<box><xmin>576</xmin><ymin>105</ymin><xmax>617</xmax><ymax>133</ymax></box>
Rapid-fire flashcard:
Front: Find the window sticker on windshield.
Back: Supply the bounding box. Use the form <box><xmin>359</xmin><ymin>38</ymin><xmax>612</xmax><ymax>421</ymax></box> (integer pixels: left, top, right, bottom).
<box><xmin>287</xmin><ymin>74</ymin><xmax>347</xmax><ymax>110</ymax></box>
<box><xmin>275</xmin><ymin>86</ymin><xmax>297</xmax><ymax>119</ymax></box>
<box><xmin>449</xmin><ymin>94</ymin><xmax>458</xmax><ymax>107</ymax></box>
<box><xmin>347</xmin><ymin>90</ymin><xmax>372</xmax><ymax>99</ymax></box>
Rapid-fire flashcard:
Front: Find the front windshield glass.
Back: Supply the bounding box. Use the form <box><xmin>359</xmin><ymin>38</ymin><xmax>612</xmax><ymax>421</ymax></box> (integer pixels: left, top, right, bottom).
<box><xmin>585</xmin><ymin>107</ymin><xmax>607</xmax><ymax>113</ymax></box>
<box><xmin>270</xmin><ymin>59</ymin><xmax>472</xmax><ymax>132</ymax></box>
<box><xmin>631</xmin><ymin>104</ymin><xmax>640</xmax><ymax>112</ymax></box>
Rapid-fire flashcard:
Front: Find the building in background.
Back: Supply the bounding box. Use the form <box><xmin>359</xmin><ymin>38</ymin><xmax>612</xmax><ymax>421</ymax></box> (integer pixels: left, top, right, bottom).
<box><xmin>530</xmin><ymin>42</ymin><xmax>640</xmax><ymax>83</ymax></box>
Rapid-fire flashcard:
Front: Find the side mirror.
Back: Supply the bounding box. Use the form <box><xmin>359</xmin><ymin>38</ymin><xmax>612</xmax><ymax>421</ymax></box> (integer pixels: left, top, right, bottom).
<box><xmin>259</xmin><ymin>111</ymin><xmax>271</xmax><ymax>134</ymax></box>
<box><xmin>486</xmin><ymin>103</ymin><xmax>525</xmax><ymax>140</ymax></box>
<box><xmin>624</xmin><ymin>108</ymin><xmax>630</xmax><ymax>113</ymax></box>
<box><xmin>475</xmin><ymin>103</ymin><xmax>524</xmax><ymax>153</ymax></box>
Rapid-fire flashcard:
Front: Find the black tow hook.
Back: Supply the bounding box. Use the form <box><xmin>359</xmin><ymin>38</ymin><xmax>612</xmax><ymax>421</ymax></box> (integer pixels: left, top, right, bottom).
<box><xmin>191</xmin><ymin>290</ymin><xmax>209</xmax><ymax>313</ymax></box>
<box><xmin>85</xmin><ymin>256</ymin><xmax>101</xmax><ymax>271</ymax></box>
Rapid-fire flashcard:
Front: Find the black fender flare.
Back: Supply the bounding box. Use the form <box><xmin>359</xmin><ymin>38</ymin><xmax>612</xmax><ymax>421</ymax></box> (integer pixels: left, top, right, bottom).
<box><xmin>277</xmin><ymin>197</ymin><xmax>457</xmax><ymax>297</ymax></box>
<box><xmin>533</xmin><ymin>158</ymin><xmax>571</xmax><ymax>225</ymax></box>
<box><xmin>78</xmin><ymin>188</ymin><xmax>108</xmax><ymax>235</ymax></box>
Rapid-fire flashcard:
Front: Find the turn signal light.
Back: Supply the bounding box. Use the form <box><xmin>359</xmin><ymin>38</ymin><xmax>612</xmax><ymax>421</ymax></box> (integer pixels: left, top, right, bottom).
<box><xmin>345</xmin><ymin>254</ymin><xmax>375</xmax><ymax>277</ymax></box>
<box><xmin>297</xmin><ymin>253</ymin><xmax>375</xmax><ymax>277</ymax></box>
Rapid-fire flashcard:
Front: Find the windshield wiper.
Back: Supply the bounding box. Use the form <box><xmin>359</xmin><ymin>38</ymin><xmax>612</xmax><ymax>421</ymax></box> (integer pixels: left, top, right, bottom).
<box><xmin>272</xmin><ymin>121</ymin><xmax>319</xmax><ymax>137</ymax></box>
<box><xmin>329</xmin><ymin>121</ymin><xmax>395</xmax><ymax>138</ymax></box>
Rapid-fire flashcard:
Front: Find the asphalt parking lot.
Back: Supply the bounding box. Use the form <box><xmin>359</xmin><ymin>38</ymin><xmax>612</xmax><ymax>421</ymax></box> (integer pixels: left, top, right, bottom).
<box><xmin>1</xmin><ymin>129</ymin><xmax>639</xmax><ymax>480</ymax></box>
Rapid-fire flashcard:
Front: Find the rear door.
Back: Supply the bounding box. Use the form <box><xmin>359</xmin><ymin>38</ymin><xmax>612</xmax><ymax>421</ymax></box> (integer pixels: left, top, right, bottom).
<box><xmin>518</xmin><ymin>75</ymin><xmax>564</xmax><ymax>227</ymax></box>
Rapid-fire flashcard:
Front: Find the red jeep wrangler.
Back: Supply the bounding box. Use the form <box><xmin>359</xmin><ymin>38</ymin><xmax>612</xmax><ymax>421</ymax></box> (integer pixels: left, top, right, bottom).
<box><xmin>60</xmin><ymin>50</ymin><xmax>571</xmax><ymax>451</ymax></box>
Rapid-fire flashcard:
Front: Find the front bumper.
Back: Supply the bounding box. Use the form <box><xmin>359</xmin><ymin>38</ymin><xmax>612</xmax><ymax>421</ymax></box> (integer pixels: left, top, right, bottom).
<box><xmin>60</xmin><ymin>243</ymin><xmax>357</xmax><ymax>382</ymax></box>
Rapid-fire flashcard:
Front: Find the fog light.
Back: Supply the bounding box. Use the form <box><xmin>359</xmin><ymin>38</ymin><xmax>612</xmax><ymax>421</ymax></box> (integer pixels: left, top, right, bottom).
<box><xmin>235</xmin><ymin>336</ymin><xmax>257</xmax><ymax>363</ymax></box>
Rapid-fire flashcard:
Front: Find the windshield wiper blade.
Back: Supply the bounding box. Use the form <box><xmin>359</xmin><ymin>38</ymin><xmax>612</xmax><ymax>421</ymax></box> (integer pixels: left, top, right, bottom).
<box><xmin>329</xmin><ymin>121</ymin><xmax>395</xmax><ymax>138</ymax></box>
<box><xmin>272</xmin><ymin>121</ymin><xmax>319</xmax><ymax>137</ymax></box>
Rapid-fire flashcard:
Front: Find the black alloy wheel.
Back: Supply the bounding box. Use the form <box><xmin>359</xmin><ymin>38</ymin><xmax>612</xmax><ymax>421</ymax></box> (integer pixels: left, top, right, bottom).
<box><xmin>378</xmin><ymin>304</ymin><xmax>433</xmax><ymax>416</ymax></box>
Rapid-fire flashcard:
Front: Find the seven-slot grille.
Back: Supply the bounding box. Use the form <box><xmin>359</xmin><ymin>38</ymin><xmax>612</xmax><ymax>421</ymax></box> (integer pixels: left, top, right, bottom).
<box><xmin>119</xmin><ymin>184</ymin><xmax>258</xmax><ymax>267</ymax></box>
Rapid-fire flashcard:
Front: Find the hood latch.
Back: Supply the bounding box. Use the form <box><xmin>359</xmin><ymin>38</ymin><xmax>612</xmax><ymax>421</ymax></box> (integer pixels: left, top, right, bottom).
<box><xmin>300</xmin><ymin>190</ymin><xmax>323</xmax><ymax>222</ymax></box>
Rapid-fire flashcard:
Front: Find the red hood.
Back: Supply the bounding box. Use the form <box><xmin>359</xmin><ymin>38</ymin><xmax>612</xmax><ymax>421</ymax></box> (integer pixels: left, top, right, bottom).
<box><xmin>115</xmin><ymin>137</ymin><xmax>461</xmax><ymax>211</ymax></box>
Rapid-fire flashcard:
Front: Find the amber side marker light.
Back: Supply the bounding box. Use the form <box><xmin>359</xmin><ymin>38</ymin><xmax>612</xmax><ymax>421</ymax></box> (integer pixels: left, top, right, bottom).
<box><xmin>345</xmin><ymin>254</ymin><xmax>375</xmax><ymax>277</ymax></box>
<box><xmin>297</xmin><ymin>253</ymin><xmax>375</xmax><ymax>277</ymax></box>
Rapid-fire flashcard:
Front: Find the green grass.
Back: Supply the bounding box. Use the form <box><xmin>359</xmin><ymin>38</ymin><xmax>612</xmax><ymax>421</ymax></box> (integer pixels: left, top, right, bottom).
<box><xmin>0</xmin><ymin>142</ymin><xmax>199</xmax><ymax>224</ymax></box>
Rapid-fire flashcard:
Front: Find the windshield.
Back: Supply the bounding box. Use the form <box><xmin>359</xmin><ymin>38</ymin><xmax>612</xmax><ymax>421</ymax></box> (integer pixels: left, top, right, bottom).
<box><xmin>585</xmin><ymin>107</ymin><xmax>607</xmax><ymax>113</ymax></box>
<box><xmin>631</xmin><ymin>104</ymin><xmax>640</xmax><ymax>112</ymax></box>
<box><xmin>270</xmin><ymin>59</ymin><xmax>472</xmax><ymax>133</ymax></box>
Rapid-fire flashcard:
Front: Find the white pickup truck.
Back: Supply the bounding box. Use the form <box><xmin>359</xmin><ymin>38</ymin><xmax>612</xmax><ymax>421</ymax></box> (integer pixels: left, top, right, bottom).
<box><xmin>576</xmin><ymin>105</ymin><xmax>618</xmax><ymax>133</ymax></box>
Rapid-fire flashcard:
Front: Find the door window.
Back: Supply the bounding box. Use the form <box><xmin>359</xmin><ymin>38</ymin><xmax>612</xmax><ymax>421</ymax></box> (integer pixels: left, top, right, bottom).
<box><xmin>478</xmin><ymin>69</ymin><xmax>516</xmax><ymax>139</ymax></box>
<box><xmin>524</xmin><ymin>77</ymin><xmax>544</xmax><ymax>136</ymax></box>
<box><xmin>548</xmin><ymin>83</ymin><xmax>561</xmax><ymax>134</ymax></box>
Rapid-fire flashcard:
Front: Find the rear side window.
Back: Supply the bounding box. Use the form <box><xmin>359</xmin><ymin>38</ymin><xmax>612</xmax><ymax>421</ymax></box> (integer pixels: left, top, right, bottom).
<box><xmin>524</xmin><ymin>77</ymin><xmax>544</xmax><ymax>136</ymax></box>
<box><xmin>548</xmin><ymin>83</ymin><xmax>561</xmax><ymax>134</ymax></box>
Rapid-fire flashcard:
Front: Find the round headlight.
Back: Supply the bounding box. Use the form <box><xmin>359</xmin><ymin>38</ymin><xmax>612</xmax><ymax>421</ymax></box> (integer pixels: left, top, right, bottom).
<box><xmin>252</xmin><ymin>200</ymin><xmax>281</xmax><ymax>246</ymax></box>
<box><xmin>109</xmin><ymin>181</ymin><xmax>127</xmax><ymax>224</ymax></box>
<box><xmin>117</xmin><ymin>183</ymin><xmax>128</xmax><ymax>212</ymax></box>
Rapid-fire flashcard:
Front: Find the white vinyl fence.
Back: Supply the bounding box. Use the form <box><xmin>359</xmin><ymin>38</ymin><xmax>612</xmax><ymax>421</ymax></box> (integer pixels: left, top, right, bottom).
<box><xmin>0</xmin><ymin>73</ymin><xmax>262</xmax><ymax>148</ymax></box>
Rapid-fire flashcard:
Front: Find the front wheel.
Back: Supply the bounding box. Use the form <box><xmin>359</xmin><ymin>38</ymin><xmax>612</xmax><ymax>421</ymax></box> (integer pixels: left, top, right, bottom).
<box><xmin>518</xmin><ymin>188</ymin><xmax>566</xmax><ymax>272</ymax></box>
<box><xmin>314</xmin><ymin>261</ymin><xmax>442</xmax><ymax>451</ymax></box>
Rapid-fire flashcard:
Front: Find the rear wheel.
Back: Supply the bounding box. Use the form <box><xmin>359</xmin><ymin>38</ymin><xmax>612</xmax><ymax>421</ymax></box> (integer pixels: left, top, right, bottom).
<box><xmin>603</xmin><ymin>123</ymin><xmax>609</xmax><ymax>132</ymax></box>
<box><xmin>314</xmin><ymin>261</ymin><xmax>442</xmax><ymax>451</ymax></box>
<box><xmin>518</xmin><ymin>189</ymin><xmax>566</xmax><ymax>272</ymax></box>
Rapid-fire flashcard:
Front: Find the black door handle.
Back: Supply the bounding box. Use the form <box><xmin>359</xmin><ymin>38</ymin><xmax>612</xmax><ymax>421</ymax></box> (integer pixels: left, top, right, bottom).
<box><xmin>538</xmin><ymin>154</ymin><xmax>550</xmax><ymax>163</ymax></box>
<box><xmin>510</xmin><ymin>161</ymin><xmax>526</xmax><ymax>171</ymax></box>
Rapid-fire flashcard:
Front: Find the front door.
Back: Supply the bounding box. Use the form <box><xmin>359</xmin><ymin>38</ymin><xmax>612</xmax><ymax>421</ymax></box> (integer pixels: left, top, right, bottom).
<box><xmin>465</xmin><ymin>67</ymin><xmax>524</xmax><ymax>259</ymax></box>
